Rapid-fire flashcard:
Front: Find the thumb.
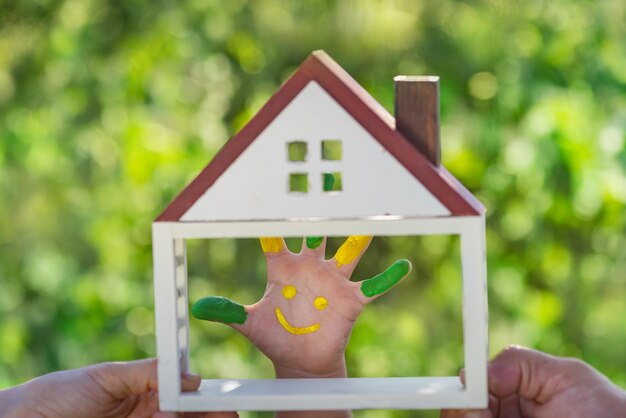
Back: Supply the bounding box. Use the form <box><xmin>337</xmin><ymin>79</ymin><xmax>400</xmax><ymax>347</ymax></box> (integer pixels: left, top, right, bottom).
<box><xmin>88</xmin><ymin>358</ymin><xmax>202</xmax><ymax>398</ymax></box>
<box><xmin>487</xmin><ymin>345</ymin><xmax>564</xmax><ymax>402</ymax></box>
<box><xmin>86</xmin><ymin>358</ymin><xmax>159</xmax><ymax>398</ymax></box>
<box><xmin>359</xmin><ymin>259</ymin><xmax>412</xmax><ymax>302</ymax></box>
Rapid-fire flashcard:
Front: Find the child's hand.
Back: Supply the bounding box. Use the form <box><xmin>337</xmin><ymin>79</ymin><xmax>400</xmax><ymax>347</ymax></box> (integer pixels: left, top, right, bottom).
<box><xmin>192</xmin><ymin>236</ymin><xmax>411</xmax><ymax>379</ymax></box>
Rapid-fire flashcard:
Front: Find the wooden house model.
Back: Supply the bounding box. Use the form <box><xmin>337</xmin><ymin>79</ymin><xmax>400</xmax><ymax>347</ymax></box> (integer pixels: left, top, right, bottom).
<box><xmin>152</xmin><ymin>50</ymin><xmax>488</xmax><ymax>412</ymax></box>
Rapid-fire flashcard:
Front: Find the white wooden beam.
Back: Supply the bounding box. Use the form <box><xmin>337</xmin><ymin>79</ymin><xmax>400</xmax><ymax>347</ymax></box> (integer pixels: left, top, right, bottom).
<box><xmin>153</xmin><ymin>216</ymin><xmax>488</xmax><ymax>411</ymax></box>
<box><xmin>460</xmin><ymin>215</ymin><xmax>489</xmax><ymax>405</ymax></box>
<box><xmin>153</xmin><ymin>224</ymin><xmax>182</xmax><ymax>410</ymax></box>
<box><xmin>179</xmin><ymin>377</ymin><xmax>470</xmax><ymax>411</ymax></box>
<box><xmin>161</xmin><ymin>216</ymin><xmax>472</xmax><ymax>239</ymax></box>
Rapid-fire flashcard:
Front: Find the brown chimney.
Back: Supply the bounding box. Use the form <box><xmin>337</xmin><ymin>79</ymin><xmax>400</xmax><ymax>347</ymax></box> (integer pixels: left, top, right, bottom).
<box><xmin>394</xmin><ymin>76</ymin><xmax>441</xmax><ymax>166</ymax></box>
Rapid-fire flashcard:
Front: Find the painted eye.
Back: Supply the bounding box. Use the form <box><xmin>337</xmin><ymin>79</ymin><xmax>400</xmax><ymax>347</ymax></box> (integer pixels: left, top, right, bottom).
<box><xmin>313</xmin><ymin>296</ymin><xmax>328</xmax><ymax>310</ymax></box>
<box><xmin>282</xmin><ymin>285</ymin><xmax>297</xmax><ymax>300</ymax></box>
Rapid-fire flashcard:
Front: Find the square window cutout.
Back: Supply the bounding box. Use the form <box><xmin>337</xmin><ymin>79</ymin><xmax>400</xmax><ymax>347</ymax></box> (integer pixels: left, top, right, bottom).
<box><xmin>287</xmin><ymin>141</ymin><xmax>308</xmax><ymax>162</ymax></box>
<box><xmin>289</xmin><ymin>173</ymin><xmax>308</xmax><ymax>193</ymax></box>
<box><xmin>322</xmin><ymin>140</ymin><xmax>342</xmax><ymax>161</ymax></box>
<box><xmin>322</xmin><ymin>172</ymin><xmax>342</xmax><ymax>192</ymax></box>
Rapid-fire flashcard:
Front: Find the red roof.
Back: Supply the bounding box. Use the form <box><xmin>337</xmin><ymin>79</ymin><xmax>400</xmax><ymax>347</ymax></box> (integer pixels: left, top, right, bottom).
<box><xmin>157</xmin><ymin>51</ymin><xmax>484</xmax><ymax>222</ymax></box>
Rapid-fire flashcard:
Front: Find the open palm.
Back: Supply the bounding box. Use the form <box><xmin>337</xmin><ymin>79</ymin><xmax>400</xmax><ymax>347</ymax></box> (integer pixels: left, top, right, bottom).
<box><xmin>192</xmin><ymin>236</ymin><xmax>411</xmax><ymax>378</ymax></box>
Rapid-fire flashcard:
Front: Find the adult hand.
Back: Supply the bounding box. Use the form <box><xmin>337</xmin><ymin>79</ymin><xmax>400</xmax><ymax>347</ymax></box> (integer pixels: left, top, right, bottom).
<box><xmin>0</xmin><ymin>358</ymin><xmax>237</xmax><ymax>418</ymax></box>
<box><xmin>441</xmin><ymin>345</ymin><xmax>626</xmax><ymax>418</ymax></box>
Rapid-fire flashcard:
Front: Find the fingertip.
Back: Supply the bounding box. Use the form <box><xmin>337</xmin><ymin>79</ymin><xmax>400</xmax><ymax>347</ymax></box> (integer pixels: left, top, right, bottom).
<box><xmin>305</xmin><ymin>236</ymin><xmax>324</xmax><ymax>250</ymax></box>
<box><xmin>181</xmin><ymin>372</ymin><xmax>202</xmax><ymax>391</ymax></box>
<box><xmin>191</xmin><ymin>296</ymin><xmax>248</xmax><ymax>325</ymax></box>
<box><xmin>395</xmin><ymin>259</ymin><xmax>412</xmax><ymax>278</ymax></box>
<box><xmin>400</xmin><ymin>258</ymin><xmax>412</xmax><ymax>272</ymax></box>
<box><xmin>334</xmin><ymin>235</ymin><xmax>372</xmax><ymax>268</ymax></box>
<box><xmin>259</xmin><ymin>237</ymin><xmax>285</xmax><ymax>255</ymax></box>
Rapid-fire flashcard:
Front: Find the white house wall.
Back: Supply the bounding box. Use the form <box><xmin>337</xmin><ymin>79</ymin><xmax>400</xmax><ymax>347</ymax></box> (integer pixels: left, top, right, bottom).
<box><xmin>181</xmin><ymin>82</ymin><xmax>450</xmax><ymax>222</ymax></box>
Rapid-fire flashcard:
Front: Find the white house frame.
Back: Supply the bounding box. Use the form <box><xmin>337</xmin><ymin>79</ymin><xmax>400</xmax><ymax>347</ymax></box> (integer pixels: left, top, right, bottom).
<box><xmin>152</xmin><ymin>51</ymin><xmax>488</xmax><ymax>412</ymax></box>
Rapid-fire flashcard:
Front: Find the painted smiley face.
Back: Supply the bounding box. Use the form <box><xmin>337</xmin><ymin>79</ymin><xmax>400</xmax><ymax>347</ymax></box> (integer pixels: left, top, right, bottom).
<box><xmin>275</xmin><ymin>285</ymin><xmax>328</xmax><ymax>334</ymax></box>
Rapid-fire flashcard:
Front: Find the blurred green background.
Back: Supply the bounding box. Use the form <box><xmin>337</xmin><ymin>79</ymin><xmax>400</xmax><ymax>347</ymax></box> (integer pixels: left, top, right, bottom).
<box><xmin>1</xmin><ymin>0</ymin><xmax>625</xmax><ymax>417</ymax></box>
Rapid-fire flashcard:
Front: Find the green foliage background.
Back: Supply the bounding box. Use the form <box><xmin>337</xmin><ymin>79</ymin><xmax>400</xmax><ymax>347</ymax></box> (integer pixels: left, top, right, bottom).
<box><xmin>1</xmin><ymin>1</ymin><xmax>625</xmax><ymax>417</ymax></box>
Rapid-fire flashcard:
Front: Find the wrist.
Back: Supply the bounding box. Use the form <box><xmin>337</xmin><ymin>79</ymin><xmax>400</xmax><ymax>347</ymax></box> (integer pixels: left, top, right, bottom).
<box><xmin>273</xmin><ymin>359</ymin><xmax>348</xmax><ymax>379</ymax></box>
<box><xmin>273</xmin><ymin>361</ymin><xmax>351</xmax><ymax>418</ymax></box>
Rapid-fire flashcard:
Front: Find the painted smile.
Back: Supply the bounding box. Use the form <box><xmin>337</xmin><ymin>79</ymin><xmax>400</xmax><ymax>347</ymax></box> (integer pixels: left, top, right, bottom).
<box><xmin>275</xmin><ymin>307</ymin><xmax>320</xmax><ymax>335</ymax></box>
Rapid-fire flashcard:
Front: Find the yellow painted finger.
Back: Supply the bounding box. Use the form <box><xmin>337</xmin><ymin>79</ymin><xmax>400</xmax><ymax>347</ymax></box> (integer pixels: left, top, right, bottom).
<box><xmin>334</xmin><ymin>235</ymin><xmax>372</xmax><ymax>267</ymax></box>
<box><xmin>259</xmin><ymin>237</ymin><xmax>284</xmax><ymax>253</ymax></box>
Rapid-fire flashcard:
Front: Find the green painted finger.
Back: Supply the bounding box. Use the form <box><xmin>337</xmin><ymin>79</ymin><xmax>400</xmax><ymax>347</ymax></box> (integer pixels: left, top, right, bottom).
<box><xmin>306</xmin><ymin>236</ymin><xmax>324</xmax><ymax>249</ymax></box>
<box><xmin>360</xmin><ymin>259</ymin><xmax>412</xmax><ymax>298</ymax></box>
<box><xmin>323</xmin><ymin>173</ymin><xmax>336</xmax><ymax>191</ymax></box>
<box><xmin>191</xmin><ymin>296</ymin><xmax>247</xmax><ymax>324</ymax></box>
<box><xmin>304</xmin><ymin>175</ymin><xmax>335</xmax><ymax>249</ymax></box>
